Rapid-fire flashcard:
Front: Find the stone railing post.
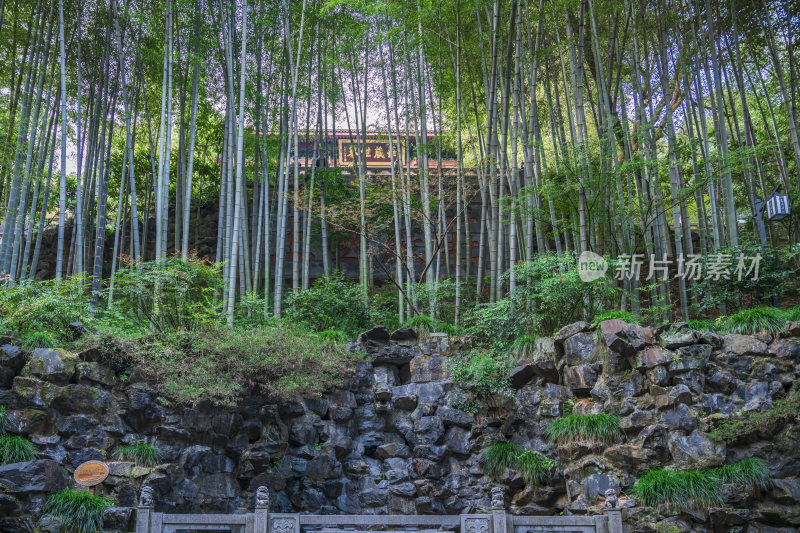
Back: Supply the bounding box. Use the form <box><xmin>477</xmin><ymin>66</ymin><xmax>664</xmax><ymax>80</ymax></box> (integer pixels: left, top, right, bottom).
<box><xmin>490</xmin><ymin>487</ymin><xmax>508</xmax><ymax>533</ymax></box>
<box><xmin>603</xmin><ymin>489</ymin><xmax>623</xmax><ymax>533</ymax></box>
<box><xmin>135</xmin><ymin>486</ymin><xmax>154</xmax><ymax>533</ymax></box>
<box><xmin>255</xmin><ymin>486</ymin><xmax>270</xmax><ymax>533</ymax></box>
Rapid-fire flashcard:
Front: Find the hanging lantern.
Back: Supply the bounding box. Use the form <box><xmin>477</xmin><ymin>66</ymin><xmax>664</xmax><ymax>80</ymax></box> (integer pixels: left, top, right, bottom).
<box><xmin>766</xmin><ymin>193</ymin><xmax>790</xmax><ymax>221</ymax></box>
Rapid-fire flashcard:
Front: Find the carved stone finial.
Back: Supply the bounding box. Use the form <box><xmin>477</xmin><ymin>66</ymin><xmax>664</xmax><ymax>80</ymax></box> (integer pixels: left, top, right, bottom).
<box><xmin>490</xmin><ymin>487</ymin><xmax>505</xmax><ymax>510</ymax></box>
<box><xmin>256</xmin><ymin>486</ymin><xmax>270</xmax><ymax>509</ymax></box>
<box><xmin>604</xmin><ymin>488</ymin><xmax>618</xmax><ymax>509</ymax></box>
<box><xmin>139</xmin><ymin>485</ymin><xmax>154</xmax><ymax>507</ymax></box>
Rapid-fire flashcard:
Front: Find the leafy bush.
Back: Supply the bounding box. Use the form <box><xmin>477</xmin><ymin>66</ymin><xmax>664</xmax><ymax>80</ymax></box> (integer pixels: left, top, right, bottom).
<box><xmin>448</xmin><ymin>351</ymin><xmax>513</xmax><ymax>408</ymax></box>
<box><xmin>469</xmin><ymin>298</ymin><xmax>538</xmax><ymax>347</ymax></box>
<box><xmin>43</xmin><ymin>489</ymin><xmax>115</xmax><ymax>533</ymax></box>
<box><xmin>721</xmin><ymin>306</ymin><xmax>786</xmax><ymax>335</ymax></box>
<box><xmin>480</xmin><ymin>442</ymin><xmax>556</xmax><ymax>485</ymax></box>
<box><xmin>592</xmin><ymin>309</ymin><xmax>639</xmax><ymax>326</ymax></box>
<box><xmin>116</xmin><ymin>322</ymin><xmax>359</xmax><ymax>407</ymax></box>
<box><xmin>0</xmin><ymin>276</ymin><xmax>91</xmax><ymax>342</ymax></box>
<box><xmin>112</xmin><ymin>441</ymin><xmax>161</xmax><ymax>466</ymax></box>
<box><xmin>285</xmin><ymin>272</ymin><xmax>372</xmax><ymax>338</ymax></box>
<box><xmin>0</xmin><ymin>435</ymin><xmax>37</xmax><ymax>464</ymax></box>
<box><xmin>710</xmin><ymin>388</ymin><xmax>800</xmax><ymax>443</ymax></box>
<box><xmin>630</xmin><ymin>468</ymin><xmax>723</xmax><ymax>510</ymax></box>
<box><xmin>630</xmin><ymin>458</ymin><xmax>772</xmax><ymax>511</ymax></box>
<box><xmin>104</xmin><ymin>257</ymin><xmax>222</xmax><ymax>333</ymax></box>
<box><xmin>544</xmin><ymin>414</ymin><xmax>623</xmax><ymax>446</ymax></box>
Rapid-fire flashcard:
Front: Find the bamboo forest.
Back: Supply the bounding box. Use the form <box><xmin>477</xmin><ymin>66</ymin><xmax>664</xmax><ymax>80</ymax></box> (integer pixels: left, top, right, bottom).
<box><xmin>1</xmin><ymin>0</ymin><xmax>800</xmax><ymax>335</ymax></box>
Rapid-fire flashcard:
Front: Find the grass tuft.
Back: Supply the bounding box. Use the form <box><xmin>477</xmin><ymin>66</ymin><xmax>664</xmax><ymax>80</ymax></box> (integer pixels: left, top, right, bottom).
<box><xmin>630</xmin><ymin>458</ymin><xmax>773</xmax><ymax>511</ymax></box>
<box><xmin>316</xmin><ymin>329</ymin><xmax>349</xmax><ymax>344</ymax></box>
<box><xmin>112</xmin><ymin>441</ymin><xmax>161</xmax><ymax>467</ymax></box>
<box><xmin>436</xmin><ymin>322</ymin><xmax>466</xmax><ymax>336</ymax></box>
<box><xmin>515</xmin><ymin>450</ymin><xmax>557</xmax><ymax>484</ymax></box>
<box><xmin>511</xmin><ymin>334</ymin><xmax>539</xmax><ymax>358</ymax></box>
<box><xmin>43</xmin><ymin>489</ymin><xmax>115</xmax><ymax>533</ymax></box>
<box><xmin>630</xmin><ymin>468</ymin><xmax>723</xmax><ymax>510</ymax></box>
<box><xmin>480</xmin><ymin>441</ymin><xmax>523</xmax><ymax>479</ymax></box>
<box><xmin>592</xmin><ymin>310</ymin><xmax>639</xmax><ymax>326</ymax></box>
<box><xmin>688</xmin><ymin>319</ymin><xmax>717</xmax><ymax>332</ymax></box>
<box><xmin>715</xmin><ymin>457</ymin><xmax>771</xmax><ymax>491</ymax></box>
<box><xmin>544</xmin><ymin>413</ymin><xmax>623</xmax><ymax>446</ymax></box>
<box><xmin>0</xmin><ymin>435</ymin><xmax>38</xmax><ymax>464</ymax></box>
<box><xmin>402</xmin><ymin>315</ymin><xmax>437</xmax><ymax>334</ymax></box>
<box><xmin>782</xmin><ymin>305</ymin><xmax>800</xmax><ymax>321</ymax></box>
<box><xmin>721</xmin><ymin>306</ymin><xmax>786</xmax><ymax>335</ymax></box>
<box><xmin>20</xmin><ymin>331</ymin><xmax>57</xmax><ymax>349</ymax></box>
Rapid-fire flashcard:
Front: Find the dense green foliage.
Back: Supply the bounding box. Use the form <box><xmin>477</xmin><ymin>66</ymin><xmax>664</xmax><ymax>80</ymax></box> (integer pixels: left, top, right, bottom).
<box><xmin>42</xmin><ymin>489</ymin><xmax>115</xmax><ymax>533</ymax></box>
<box><xmin>480</xmin><ymin>442</ymin><xmax>556</xmax><ymax>485</ymax></box>
<box><xmin>285</xmin><ymin>273</ymin><xmax>372</xmax><ymax>338</ymax></box>
<box><xmin>105</xmin><ymin>257</ymin><xmax>222</xmax><ymax>333</ymax></box>
<box><xmin>592</xmin><ymin>310</ymin><xmax>639</xmax><ymax>327</ymax></box>
<box><xmin>447</xmin><ymin>351</ymin><xmax>513</xmax><ymax>413</ymax></box>
<box><xmin>710</xmin><ymin>388</ymin><xmax>800</xmax><ymax>443</ymax></box>
<box><xmin>630</xmin><ymin>458</ymin><xmax>772</xmax><ymax>511</ymax></box>
<box><xmin>720</xmin><ymin>306</ymin><xmax>787</xmax><ymax>335</ymax></box>
<box><xmin>0</xmin><ymin>435</ymin><xmax>38</xmax><ymax>464</ymax></box>
<box><xmin>0</xmin><ymin>276</ymin><xmax>91</xmax><ymax>343</ymax></box>
<box><xmin>544</xmin><ymin>414</ymin><xmax>623</xmax><ymax>446</ymax></box>
<box><xmin>112</xmin><ymin>441</ymin><xmax>162</xmax><ymax>467</ymax></box>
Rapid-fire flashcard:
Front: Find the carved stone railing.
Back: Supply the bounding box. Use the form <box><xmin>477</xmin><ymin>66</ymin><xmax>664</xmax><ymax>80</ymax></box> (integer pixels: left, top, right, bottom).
<box><xmin>134</xmin><ymin>486</ymin><xmax>623</xmax><ymax>533</ymax></box>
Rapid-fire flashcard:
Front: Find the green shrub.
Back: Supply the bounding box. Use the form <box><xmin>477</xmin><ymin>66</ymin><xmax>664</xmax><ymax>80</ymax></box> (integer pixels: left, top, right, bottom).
<box><xmin>516</xmin><ymin>450</ymin><xmax>557</xmax><ymax>484</ymax></box>
<box><xmin>630</xmin><ymin>458</ymin><xmax>772</xmax><ymax>511</ymax></box>
<box><xmin>448</xmin><ymin>351</ymin><xmax>513</xmax><ymax>407</ymax></box>
<box><xmin>20</xmin><ymin>331</ymin><xmax>57</xmax><ymax>349</ymax></box>
<box><xmin>117</xmin><ymin>322</ymin><xmax>359</xmax><ymax>407</ymax></box>
<box><xmin>103</xmin><ymin>257</ymin><xmax>223</xmax><ymax>333</ymax></box>
<box><xmin>630</xmin><ymin>468</ymin><xmax>723</xmax><ymax>510</ymax></box>
<box><xmin>112</xmin><ymin>441</ymin><xmax>161</xmax><ymax>466</ymax></box>
<box><xmin>285</xmin><ymin>272</ymin><xmax>372</xmax><ymax>338</ymax></box>
<box><xmin>710</xmin><ymin>388</ymin><xmax>800</xmax><ymax>443</ymax></box>
<box><xmin>544</xmin><ymin>414</ymin><xmax>623</xmax><ymax>446</ymax></box>
<box><xmin>436</xmin><ymin>321</ymin><xmax>466</xmax><ymax>336</ymax></box>
<box><xmin>480</xmin><ymin>441</ymin><xmax>523</xmax><ymax>479</ymax></box>
<box><xmin>0</xmin><ymin>435</ymin><xmax>37</xmax><ymax>464</ymax></box>
<box><xmin>0</xmin><ymin>276</ymin><xmax>91</xmax><ymax>342</ymax></box>
<box><xmin>592</xmin><ymin>310</ymin><xmax>639</xmax><ymax>326</ymax></box>
<box><xmin>480</xmin><ymin>442</ymin><xmax>556</xmax><ymax>485</ymax></box>
<box><xmin>43</xmin><ymin>489</ymin><xmax>115</xmax><ymax>533</ymax></box>
<box><xmin>721</xmin><ymin>306</ymin><xmax>786</xmax><ymax>335</ymax></box>
<box><xmin>715</xmin><ymin>457</ymin><xmax>771</xmax><ymax>490</ymax></box>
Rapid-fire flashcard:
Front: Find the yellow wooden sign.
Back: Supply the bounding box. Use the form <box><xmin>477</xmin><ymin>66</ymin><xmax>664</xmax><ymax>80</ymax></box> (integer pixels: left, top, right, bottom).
<box><xmin>74</xmin><ymin>460</ymin><xmax>109</xmax><ymax>487</ymax></box>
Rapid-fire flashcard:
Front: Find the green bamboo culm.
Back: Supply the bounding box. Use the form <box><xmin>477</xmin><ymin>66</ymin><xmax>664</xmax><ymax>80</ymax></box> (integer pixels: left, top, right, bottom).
<box><xmin>543</xmin><ymin>413</ymin><xmax>623</xmax><ymax>445</ymax></box>
<box><xmin>42</xmin><ymin>489</ymin><xmax>115</xmax><ymax>533</ymax></box>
